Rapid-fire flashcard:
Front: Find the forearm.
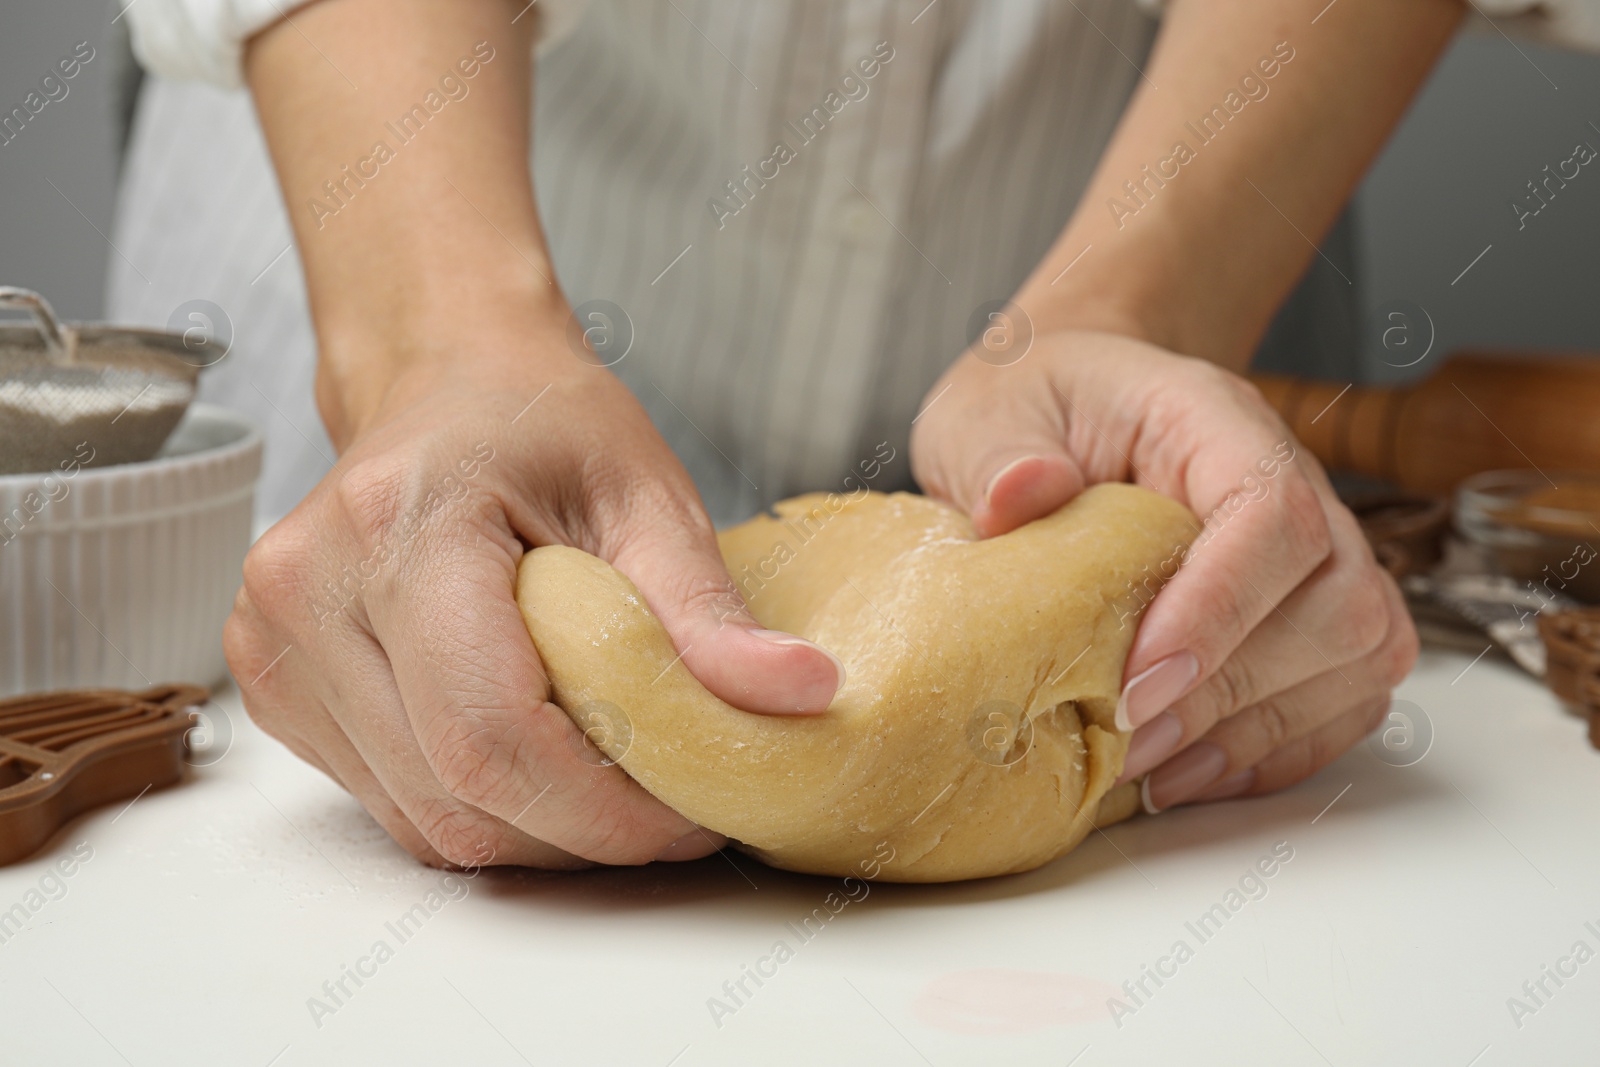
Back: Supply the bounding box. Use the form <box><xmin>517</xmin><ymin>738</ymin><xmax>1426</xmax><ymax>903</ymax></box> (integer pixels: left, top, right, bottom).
<box><xmin>245</xmin><ymin>0</ymin><xmax>564</xmax><ymax>444</ymax></box>
<box><xmin>1013</xmin><ymin>0</ymin><xmax>1463</xmax><ymax>371</ymax></box>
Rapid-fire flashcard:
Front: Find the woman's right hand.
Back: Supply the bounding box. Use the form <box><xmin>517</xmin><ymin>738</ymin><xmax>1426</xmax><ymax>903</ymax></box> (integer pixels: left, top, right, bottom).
<box><xmin>225</xmin><ymin>324</ymin><xmax>844</xmax><ymax>868</ymax></box>
<box><xmin>231</xmin><ymin>0</ymin><xmax>842</xmax><ymax>868</ymax></box>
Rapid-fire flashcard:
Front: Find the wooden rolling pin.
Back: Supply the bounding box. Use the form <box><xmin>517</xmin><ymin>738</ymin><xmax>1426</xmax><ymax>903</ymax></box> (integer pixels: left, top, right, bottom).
<box><xmin>1250</xmin><ymin>352</ymin><xmax>1600</xmax><ymax>493</ymax></box>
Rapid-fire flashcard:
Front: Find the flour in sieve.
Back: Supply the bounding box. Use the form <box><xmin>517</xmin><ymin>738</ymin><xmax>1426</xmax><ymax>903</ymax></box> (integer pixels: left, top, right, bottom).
<box><xmin>0</xmin><ymin>343</ymin><xmax>195</xmax><ymax>474</ymax></box>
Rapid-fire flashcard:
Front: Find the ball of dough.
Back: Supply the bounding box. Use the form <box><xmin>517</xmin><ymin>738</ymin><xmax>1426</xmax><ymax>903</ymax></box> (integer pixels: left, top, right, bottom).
<box><xmin>516</xmin><ymin>484</ymin><xmax>1197</xmax><ymax>882</ymax></box>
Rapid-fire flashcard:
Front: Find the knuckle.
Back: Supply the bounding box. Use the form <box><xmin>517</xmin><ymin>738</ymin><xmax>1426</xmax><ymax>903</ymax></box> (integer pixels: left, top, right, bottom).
<box><xmin>222</xmin><ymin>605</ymin><xmax>291</xmax><ymax>700</ymax></box>
<box><xmin>1339</xmin><ymin>574</ymin><xmax>1393</xmax><ymax>660</ymax></box>
<box><xmin>611</xmin><ymin>537</ymin><xmax>744</xmax><ymax>627</ymax></box>
<box><xmin>402</xmin><ymin>838</ymin><xmax>452</xmax><ymax>869</ymax></box>
<box><xmin>1255</xmin><ymin>699</ymin><xmax>1298</xmax><ymax>752</ymax></box>
<box><xmin>423</xmin><ymin>706</ymin><xmax>670</xmax><ymax>864</ymax></box>
<box><xmin>1209</xmin><ymin>366</ymin><xmax>1289</xmax><ymax>431</ymax></box>
<box><xmin>674</xmin><ymin>570</ymin><xmax>746</xmax><ymax>623</ymax></box>
<box><xmin>1227</xmin><ymin>373</ymin><xmax>1270</xmax><ymax>410</ymax></box>
<box><xmin>598</xmin><ymin>458</ymin><xmax>700</xmax><ymax>530</ymax></box>
<box><xmin>1179</xmin><ymin>356</ymin><xmax>1236</xmax><ymax>395</ymax></box>
<box><xmin>555</xmin><ymin>790</ymin><xmax>669</xmax><ymax>865</ymax></box>
<box><xmin>431</xmin><ymin>723</ymin><xmax>524</xmax><ymax>813</ymax></box>
<box><xmin>577</xmin><ymin>470</ymin><xmax>634</xmax><ymax>539</ymax></box>
<box><xmin>1203</xmin><ymin>656</ymin><xmax>1257</xmax><ymax>723</ymax></box>
<box><xmin>1271</xmin><ymin>476</ymin><xmax>1334</xmax><ymax>565</ymax></box>
<box><xmin>239</xmin><ymin>522</ymin><xmax>314</xmax><ymax>621</ymax></box>
<box><xmin>354</xmin><ymin>796</ymin><xmax>450</xmax><ymax>867</ymax></box>
<box><xmin>416</xmin><ymin>801</ymin><xmax>498</xmax><ymax>869</ymax></box>
<box><xmin>221</xmin><ymin>613</ymin><xmax>260</xmax><ymax>691</ymax></box>
<box><xmin>602</xmin><ymin>489</ymin><xmax>722</xmax><ymax>576</ymax></box>
<box><xmin>1187</xmin><ymin>361</ymin><xmax>1277</xmax><ymax>423</ymax></box>
<box><xmin>330</xmin><ymin>456</ymin><xmax>413</xmax><ymax>559</ymax></box>
<box><xmin>1191</xmin><ymin>565</ymin><xmax>1260</xmax><ymax>653</ymax></box>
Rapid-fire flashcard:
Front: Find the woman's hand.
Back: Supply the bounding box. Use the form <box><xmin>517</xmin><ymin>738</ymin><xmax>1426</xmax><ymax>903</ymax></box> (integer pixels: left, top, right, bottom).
<box><xmin>234</xmin><ymin>0</ymin><xmax>841</xmax><ymax>869</ymax></box>
<box><xmin>910</xmin><ymin>329</ymin><xmax>1418</xmax><ymax>811</ymax></box>
<box><xmin>907</xmin><ymin>0</ymin><xmax>1454</xmax><ymax>812</ymax></box>
<box><xmin>225</xmin><ymin>327</ymin><xmax>843</xmax><ymax>868</ymax></box>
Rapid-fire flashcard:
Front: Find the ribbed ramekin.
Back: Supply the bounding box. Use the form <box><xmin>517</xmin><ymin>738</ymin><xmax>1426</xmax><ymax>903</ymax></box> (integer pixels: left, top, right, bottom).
<box><xmin>0</xmin><ymin>404</ymin><xmax>261</xmax><ymax>697</ymax></box>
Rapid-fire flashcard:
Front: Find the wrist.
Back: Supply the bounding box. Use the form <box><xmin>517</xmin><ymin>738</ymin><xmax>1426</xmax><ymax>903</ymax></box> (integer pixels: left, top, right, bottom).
<box><xmin>315</xmin><ymin>289</ymin><xmax>573</xmax><ymax>447</ymax></box>
<box><xmin>1011</xmin><ymin>272</ymin><xmax>1174</xmax><ymax>353</ymax></box>
<box><xmin>1009</xmin><ymin>219</ymin><xmax>1258</xmax><ymax>370</ymax></box>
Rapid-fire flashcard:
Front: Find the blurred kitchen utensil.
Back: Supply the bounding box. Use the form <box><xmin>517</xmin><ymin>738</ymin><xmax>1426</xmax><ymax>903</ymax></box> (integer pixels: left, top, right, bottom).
<box><xmin>1540</xmin><ymin>607</ymin><xmax>1600</xmax><ymax>714</ymax></box>
<box><xmin>1456</xmin><ymin>469</ymin><xmax>1600</xmax><ymax>604</ymax></box>
<box><xmin>1251</xmin><ymin>351</ymin><xmax>1600</xmax><ymax>494</ymax></box>
<box><xmin>1343</xmin><ymin>489</ymin><xmax>1450</xmax><ymax>579</ymax></box>
<box><xmin>0</xmin><ymin>286</ymin><xmax>210</xmax><ymax>475</ymax></box>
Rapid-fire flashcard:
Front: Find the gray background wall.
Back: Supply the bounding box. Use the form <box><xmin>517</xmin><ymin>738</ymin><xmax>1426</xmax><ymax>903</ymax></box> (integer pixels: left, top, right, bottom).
<box><xmin>0</xmin><ymin>2</ymin><xmax>127</xmax><ymax>323</ymax></box>
<box><xmin>3</xmin><ymin>5</ymin><xmax>1598</xmax><ymax>381</ymax></box>
<box><xmin>1358</xmin><ymin>29</ymin><xmax>1600</xmax><ymax>385</ymax></box>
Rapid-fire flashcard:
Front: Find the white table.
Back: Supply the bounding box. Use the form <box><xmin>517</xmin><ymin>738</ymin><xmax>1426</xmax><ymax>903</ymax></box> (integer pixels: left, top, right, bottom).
<box><xmin>1</xmin><ymin>646</ymin><xmax>1595</xmax><ymax>1066</ymax></box>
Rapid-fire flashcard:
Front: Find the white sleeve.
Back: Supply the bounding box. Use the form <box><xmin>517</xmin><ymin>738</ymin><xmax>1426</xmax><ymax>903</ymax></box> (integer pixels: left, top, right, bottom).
<box><xmin>127</xmin><ymin>0</ymin><xmax>592</xmax><ymax>88</ymax></box>
<box><xmin>1130</xmin><ymin>0</ymin><xmax>1600</xmax><ymax>52</ymax></box>
<box><xmin>1468</xmin><ymin>0</ymin><xmax>1600</xmax><ymax>50</ymax></box>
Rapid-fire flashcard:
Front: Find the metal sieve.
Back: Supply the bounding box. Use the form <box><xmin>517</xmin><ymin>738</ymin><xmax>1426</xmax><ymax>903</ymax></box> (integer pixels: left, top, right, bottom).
<box><xmin>0</xmin><ymin>287</ymin><xmax>213</xmax><ymax>475</ymax></box>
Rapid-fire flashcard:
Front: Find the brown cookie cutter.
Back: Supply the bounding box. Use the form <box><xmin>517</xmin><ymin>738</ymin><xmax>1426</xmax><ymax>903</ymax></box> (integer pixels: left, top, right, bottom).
<box><xmin>0</xmin><ymin>684</ymin><xmax>204</xmax><ymax>866</ymax></box>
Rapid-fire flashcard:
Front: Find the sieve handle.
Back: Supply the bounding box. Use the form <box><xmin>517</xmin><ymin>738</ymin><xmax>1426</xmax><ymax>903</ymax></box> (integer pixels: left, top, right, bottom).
<box><xmin>0</xmin><ymin>286</ymin><xmax>71</xmax><ymax>359</ymax></box>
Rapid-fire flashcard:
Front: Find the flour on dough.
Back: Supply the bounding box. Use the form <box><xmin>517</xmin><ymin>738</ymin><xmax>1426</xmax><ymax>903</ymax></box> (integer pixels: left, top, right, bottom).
<box><xmin>517</xmin><ymin>484</ymin><xmax>1197</xmax><ymax>882</ymax></box>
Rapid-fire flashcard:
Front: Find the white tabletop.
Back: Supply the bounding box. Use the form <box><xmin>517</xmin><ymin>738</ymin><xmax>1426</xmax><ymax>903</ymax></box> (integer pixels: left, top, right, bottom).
<box><xmin>1</xmin><ymin>645</ymin><xmax>1595</xmax><ymax>1067</ymax></box>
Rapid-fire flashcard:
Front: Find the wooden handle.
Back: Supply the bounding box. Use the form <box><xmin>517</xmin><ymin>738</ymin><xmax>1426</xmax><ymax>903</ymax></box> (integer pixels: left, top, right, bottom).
<box><xmin>1250</xmin><ymin>352</ymin><xmax>1600</xmax><ymax>493</ymax></box>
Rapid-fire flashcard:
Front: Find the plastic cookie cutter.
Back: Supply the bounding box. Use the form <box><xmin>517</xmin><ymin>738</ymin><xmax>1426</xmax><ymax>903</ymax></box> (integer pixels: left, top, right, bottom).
<box><xmin>0</xmin><ymin>683</ymin><xmax>205</xmax><ymax>865</ymax></box>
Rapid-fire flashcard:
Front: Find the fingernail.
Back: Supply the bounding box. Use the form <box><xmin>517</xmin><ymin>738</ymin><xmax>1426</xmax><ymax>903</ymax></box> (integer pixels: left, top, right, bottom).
<box><xmin>655</xmin><ymin>828</ymin><xmax>726</xmax><ymax>862</ymax></box>
<box><xmin>1117</xmin><ymin>712</ymin><xmax>1184</xmax><ymax>784</ymax></box>
<box><xmin>984</xmin><ymin>455</ymin><xmax>1039</xmax><ymax>507</ymax></box>
<box><xmin>751</xmin><ymin>629</ymin><xmax>847</xmax><ymax>691</ymax></box>
<box><xmin>1145</xmin><ymin>742</ymin><xmax>1228</xmax><ymax>812</ymax></box>
<box><xmin>1193</xmin><ymin>768</ymin><xmax>1256</xmax><ymax>803</ymax></box>
<box><xmin>1115</xmin><ymin>651</ymin><xmax>1199</xmax><ymax>732</ymax></box>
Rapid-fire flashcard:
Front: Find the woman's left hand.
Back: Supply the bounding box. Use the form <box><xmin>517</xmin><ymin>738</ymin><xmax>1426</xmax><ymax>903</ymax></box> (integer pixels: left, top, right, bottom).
<box><xmin>910</xmin><ymin>327</ymin><xmax>1418</xmax><ymax>811</ymax></box>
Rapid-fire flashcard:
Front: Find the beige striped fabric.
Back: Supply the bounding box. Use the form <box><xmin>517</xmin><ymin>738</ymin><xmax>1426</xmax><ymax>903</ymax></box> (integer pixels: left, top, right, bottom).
<box><xmin>112</xmin><ymin>1</ymin><xmax>1168</xmax><ymax>524</ymax></box>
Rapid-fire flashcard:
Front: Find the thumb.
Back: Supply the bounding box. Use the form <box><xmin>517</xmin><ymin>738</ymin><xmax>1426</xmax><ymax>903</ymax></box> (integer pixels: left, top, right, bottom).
<box><xmin>912</xmin><ymin>383</ymin><xmax>1086</xmax><ymax>539</ymax></box>
<box><xmin>607</xmin><ymin>512</ymin><xmax>844</xmax><ymax>716</ymax></box>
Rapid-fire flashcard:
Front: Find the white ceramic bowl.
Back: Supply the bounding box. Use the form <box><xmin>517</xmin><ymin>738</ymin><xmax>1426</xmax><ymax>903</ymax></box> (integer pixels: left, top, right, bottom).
<box><xmin>0</xmin><ymin>404</ymin><xmax>261</xmax><ymax>697</ymax></box>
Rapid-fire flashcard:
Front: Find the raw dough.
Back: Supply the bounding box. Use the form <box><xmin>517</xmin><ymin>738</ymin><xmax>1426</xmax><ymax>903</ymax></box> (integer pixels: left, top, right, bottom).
<box><xmin>516</xmin><ymin>484</ymin><xmax>1197</xmax><ymax>882</ymax></box>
